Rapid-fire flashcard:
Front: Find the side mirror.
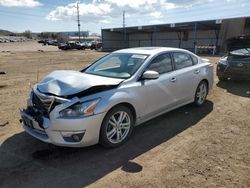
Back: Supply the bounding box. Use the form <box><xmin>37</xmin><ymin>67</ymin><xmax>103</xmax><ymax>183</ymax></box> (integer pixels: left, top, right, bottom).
<box><xmin>142</xmin><ymin>70</ymin><xmax>159</xmax><ymax>80</ymax></box>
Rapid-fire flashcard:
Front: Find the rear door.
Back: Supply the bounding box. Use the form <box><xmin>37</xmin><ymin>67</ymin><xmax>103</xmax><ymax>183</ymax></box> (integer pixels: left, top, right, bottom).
<box><xmin>171</xmin><ymin>52</ymin><xmax>200</xmax><ymax>104</ymax></box>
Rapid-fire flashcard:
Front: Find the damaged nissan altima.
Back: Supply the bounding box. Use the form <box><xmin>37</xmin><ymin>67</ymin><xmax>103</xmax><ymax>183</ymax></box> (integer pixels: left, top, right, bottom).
<box><xmin>20</xmin><ymin>47</ymin><xmax>213</xmax><ymax>148</ymax></box>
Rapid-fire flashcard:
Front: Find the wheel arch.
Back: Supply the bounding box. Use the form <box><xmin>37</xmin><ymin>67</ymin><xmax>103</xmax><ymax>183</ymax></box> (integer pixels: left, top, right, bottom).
<box><xmin>106</xmin><ymin>102</ymin><xmax>137</xmax><ymax>125</ymax></box>
<box><xmin>200</xmin><ymin>79</ymin><xmax>209</xmax><ymax>91</ymax></box>
<box><xmin>99</xmin><ymin>102</ymin><xmax>136</xmax><ymax>147</ymax></box>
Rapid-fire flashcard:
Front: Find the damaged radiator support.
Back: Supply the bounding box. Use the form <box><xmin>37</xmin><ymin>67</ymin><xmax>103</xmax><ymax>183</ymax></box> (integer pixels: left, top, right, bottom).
<box><xmin>27</xmin><ymin>91</ymin><xmax>62</xmax><ymax>129</ymax></box>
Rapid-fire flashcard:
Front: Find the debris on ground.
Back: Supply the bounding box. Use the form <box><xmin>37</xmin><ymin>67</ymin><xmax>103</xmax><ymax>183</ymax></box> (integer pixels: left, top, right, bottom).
<box><xmin>0</xmin><ymin>121</ymin><xmax>9</xmax><ymax>127</ymax></box>
<box><xmin>0</xmin><ymin>85</ymin><xmax>7</xmax><ymax>89</ymax></box>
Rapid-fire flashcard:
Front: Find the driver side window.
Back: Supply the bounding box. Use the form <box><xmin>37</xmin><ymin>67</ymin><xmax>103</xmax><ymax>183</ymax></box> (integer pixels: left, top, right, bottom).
<box><xmin>147</xmin><ymin>53</ymin><xmax>173</xmax><ymax>74</ymax></box>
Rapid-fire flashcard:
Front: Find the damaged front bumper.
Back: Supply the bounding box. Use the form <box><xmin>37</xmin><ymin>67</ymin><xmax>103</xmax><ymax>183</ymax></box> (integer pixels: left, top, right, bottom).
<box><xmin>20</xmin><ymin>107</ymin><xmax>105</xmax><ymax>147</ymax></box>
<box><xmin>20</xmin><ymin>88</ymin><xmax>106</xmax><ymax>147</ymax></box>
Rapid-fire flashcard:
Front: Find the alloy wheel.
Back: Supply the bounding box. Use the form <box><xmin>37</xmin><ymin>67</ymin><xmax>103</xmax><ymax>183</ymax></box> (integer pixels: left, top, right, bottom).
<box><xmin>196</xmin><ymin>82</ymin><xmax>207</xmax><ymax>105</ymax></box>
<box><xmin>106</xmin><ymin>111</ymin><xmax>131</xmax><ymax>144</ymax></box>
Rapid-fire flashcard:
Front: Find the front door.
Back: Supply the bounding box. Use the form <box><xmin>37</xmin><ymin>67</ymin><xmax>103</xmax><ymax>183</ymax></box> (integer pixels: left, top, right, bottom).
<box><xmin>136</xmin><ymin>53</ymin><xmax>179</xmax><ymax>120</ymax></box>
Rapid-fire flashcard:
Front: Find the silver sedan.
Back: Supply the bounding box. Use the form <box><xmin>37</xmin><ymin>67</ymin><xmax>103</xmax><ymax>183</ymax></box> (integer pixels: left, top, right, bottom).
<box><xmin>20</xmin><ymin>47</ymin><xmax>213</xmax><ymax>148</ymax></box>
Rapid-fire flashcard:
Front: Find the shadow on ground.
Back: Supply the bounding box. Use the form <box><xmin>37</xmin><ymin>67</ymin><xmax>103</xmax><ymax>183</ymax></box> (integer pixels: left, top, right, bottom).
<box><xmin>217</xmin><ymin>80</ymin><xmax>250</xmax><ymax>97</ymax></box>
<box><xmin>0</xmin><ymin>101</ymin><xmax>213</xmax><ymax>188</ymax></box>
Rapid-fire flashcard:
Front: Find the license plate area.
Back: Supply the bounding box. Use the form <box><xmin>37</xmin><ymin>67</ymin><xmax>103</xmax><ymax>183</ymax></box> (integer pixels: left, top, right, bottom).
<box><xmin>22</xmin><ymin>115</ymin><xmax>34</xmax><ymax>129</ymax></box>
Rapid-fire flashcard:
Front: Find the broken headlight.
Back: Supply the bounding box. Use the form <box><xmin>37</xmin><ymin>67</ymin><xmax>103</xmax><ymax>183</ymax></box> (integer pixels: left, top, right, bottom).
<box><xmin>27</xmin><ymin>91</ymin><xmax>33</xmax><ymax>107</ymax></box>
<box><xmin>59</xmin><ymin>98</ymin><xmax>100</xmax><ymax>118</ymax></box>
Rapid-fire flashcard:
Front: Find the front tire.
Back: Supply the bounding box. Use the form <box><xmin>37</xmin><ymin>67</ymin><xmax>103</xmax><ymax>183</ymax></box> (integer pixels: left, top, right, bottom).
<box><xmin>194</xmin><ymin>81</ymin><xmax>208</xmax><ymax>106</ymax></box>
<box><xmin>99</xmin><ymin>106</ymin><xmax>134</xmax><ymax>148</ymax></box>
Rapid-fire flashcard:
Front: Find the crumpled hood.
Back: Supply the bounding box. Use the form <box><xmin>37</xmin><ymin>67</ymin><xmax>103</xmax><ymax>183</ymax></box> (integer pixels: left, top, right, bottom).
<box><xmin>37</xmin><ymin>70</ymin><xmax>123</xmax><ymax>97</ymax></box>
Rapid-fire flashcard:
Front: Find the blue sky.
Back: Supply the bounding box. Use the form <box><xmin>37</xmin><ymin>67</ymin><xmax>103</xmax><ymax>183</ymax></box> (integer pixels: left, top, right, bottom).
<box><xmin>0</xmin><ymin>0</ymin><xmax>250</xmax><ymax>34</ymax></box>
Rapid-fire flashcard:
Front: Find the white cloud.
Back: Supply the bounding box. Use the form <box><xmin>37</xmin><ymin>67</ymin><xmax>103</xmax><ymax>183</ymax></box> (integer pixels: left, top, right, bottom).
<box><xmin>106</xmin><ymin>0</ymin><xmax>159</xmax><ymax>8</ymax></box>
<box><xmin>150</xmin><ymin>11</ymin><xmax>163</xmax><ymax>18</ymax></box>
<box><xmin>0</xmin><ymin>0</ymin><xmax>42</xmax><ymax>7</ymax></box>
<box><xmin>46</xmin><ymin>0</ymin><xmax>214</xmax><ymax>23</ymax></box>
<box><xmin>46</xmin><ymin>2</ymin><xmax>112</xmax><ymax>23</ymax></box>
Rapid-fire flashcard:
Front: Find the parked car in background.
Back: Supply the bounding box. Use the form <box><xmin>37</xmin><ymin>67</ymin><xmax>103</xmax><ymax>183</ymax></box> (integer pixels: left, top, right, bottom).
<box><xmin>8</xmin><ymin>38</ymin><xmax>15</xmax><ymax>42</ymax></box>
<box><xmin>58</xmin><ymin>41</ymin><xmax>86</xmax><ymax>50</ymax></box>
<box><xmin>47</xmin><ymin>40</ymin><xmax>58</xmax><ymax>46</ymax></box>
<box><xmin>0</xmin><ymin>37</ymin><xmax>30</xmax><ymax>43</ymax></box>
<box><xmin>217</xmin><ymin>48</ymin><xmax>250</xmax><ymax>81</ymax></box>
<box><xmin>81</xmin><ymin>42</ymin><xmax>88</xmax><ymax>48</ymax></box>
<box><xmin>37</xmin><ymin>39</ymin><xmax>48</xmax><ymax>45</ymax></box>
<box><xmin>90</xmin><ymin>42</ymin><xmax>102</xmax><ymax>50</ymax></box>
<box><xmin>37</xmin><ymin>39</ymin><xmax>44</xmax><ymax>43</ymax></box>
<box><xmin>1</xmin><ymin>38</ymin><xmax>10</xmax><ymax>42</ymax></box>
<box><xmin>20</xmin><ymin>47</ymin><xmax>213</xmax><ymax>148</ymax></box>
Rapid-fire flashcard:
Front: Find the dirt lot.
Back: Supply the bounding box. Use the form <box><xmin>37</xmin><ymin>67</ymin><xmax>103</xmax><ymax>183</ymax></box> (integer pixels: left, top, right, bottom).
<box><xmin>0</xmin><ymin>42</ymin><xmax>249</xmax><ymax>188</ymax></box>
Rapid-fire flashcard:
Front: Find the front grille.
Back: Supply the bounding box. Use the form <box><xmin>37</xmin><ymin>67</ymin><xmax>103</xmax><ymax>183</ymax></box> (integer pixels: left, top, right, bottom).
<box><xmin>32</xmin><ymin>91</ymin><xmax>58</xmax><ymax>117</ymax></box>
<box><xmin>32</xmin><ymin>92</ymin><xmax>53</xmax><ymax>112</ymax></box>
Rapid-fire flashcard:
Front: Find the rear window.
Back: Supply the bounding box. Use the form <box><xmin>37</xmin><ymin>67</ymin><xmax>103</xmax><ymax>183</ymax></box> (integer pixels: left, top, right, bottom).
<box><xmin>230</xmin><ymin>48</ymin><xmax>250</xmax><ymax>56</ymax></box>
<box><xmin>191</xmin><ymin>54</ymin><xmax>198</xmax><ymax>65</ymax></box>
<box><xmin>173</xmin><ymin>52</ymin><xmax>193</xmax><ymax>70</ymax></box>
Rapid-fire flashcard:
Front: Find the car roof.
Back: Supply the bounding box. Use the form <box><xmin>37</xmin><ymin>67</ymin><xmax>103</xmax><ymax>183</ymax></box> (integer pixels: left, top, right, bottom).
<box><xmin>113</xmin><ymin>47</ymin><xmax>190</xmax><ymax>55</ymax></box>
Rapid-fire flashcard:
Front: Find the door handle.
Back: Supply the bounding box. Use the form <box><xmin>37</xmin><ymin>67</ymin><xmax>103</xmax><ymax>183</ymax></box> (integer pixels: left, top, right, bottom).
<box><xmin>170</xmin><ymin>77</ymin><xmax>177</xmax><ymax>82</ymax></box>
<box><xmin>194</xmin><ymin>69</ymin><xmax>200</xmax><ymax>74</ymax></box>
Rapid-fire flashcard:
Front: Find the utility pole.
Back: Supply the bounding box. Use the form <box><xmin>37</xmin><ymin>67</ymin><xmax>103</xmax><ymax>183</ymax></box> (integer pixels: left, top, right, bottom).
<box><xmin>123</xmin><ymin>10</ymin><xmax>126</xmax><ymax>48</ymax></box>
<box><xmin>77</xmin><ymin>2</ymin><xmax>81</xmax><ymax>42</ymax></box>
<box><xmin>193</xmin><ymin>22</ymin><xmax>197</xmax><ymax>54</ymax></box>
<box><xmin>123</xmin><ymin>10</ymin><xmax>126</xmax><ymax>28</ymax></box>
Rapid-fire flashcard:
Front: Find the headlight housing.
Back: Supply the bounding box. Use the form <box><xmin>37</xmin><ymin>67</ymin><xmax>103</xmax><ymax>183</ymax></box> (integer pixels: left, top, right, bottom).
<box><xmin>59</xmin><ymin>98</ymin><xmax>100</xmax><ymax>118</ymax></box>
<box><xmin>27</xmin><ymin>91</ymin><xmax>33</xmax><ymax>107</ymax></box>
<box><xmin>219</xmin><ymin>56</ymin><xmax>228</xmax><ymax>65</ymax></box>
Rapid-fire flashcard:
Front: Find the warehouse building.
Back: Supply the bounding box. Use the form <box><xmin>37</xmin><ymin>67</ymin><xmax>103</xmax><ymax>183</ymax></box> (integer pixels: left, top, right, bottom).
<box><xmin>101</xmin><ymin>17</ymin><xmax>250</xmax><ymax>53</ymax></box>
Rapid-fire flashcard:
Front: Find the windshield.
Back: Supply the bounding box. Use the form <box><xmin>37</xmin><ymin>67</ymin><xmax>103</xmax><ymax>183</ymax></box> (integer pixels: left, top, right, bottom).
<box><xmin>84</xmin><ymin>53</ymin><xmax>148</xmax><ymax>78</ymax></box>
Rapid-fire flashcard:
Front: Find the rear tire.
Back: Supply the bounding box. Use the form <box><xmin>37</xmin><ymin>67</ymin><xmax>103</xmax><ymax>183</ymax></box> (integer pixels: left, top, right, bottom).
<box><xmin>99</xmin><ymin>106</ymin><xmax>134</xmax><ymax>148</ymax></box>
<box><xmin>194</xmin><ymin>81</ymin><xmax>208</xmax><ymax>107</ymax></box>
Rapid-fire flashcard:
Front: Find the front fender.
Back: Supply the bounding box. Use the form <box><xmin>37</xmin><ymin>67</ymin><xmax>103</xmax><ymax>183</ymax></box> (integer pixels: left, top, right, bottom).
<box><xmin>95</xmin><ymin>89</ymin><xmax>138</xmax><ymax>115</ymax></box>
